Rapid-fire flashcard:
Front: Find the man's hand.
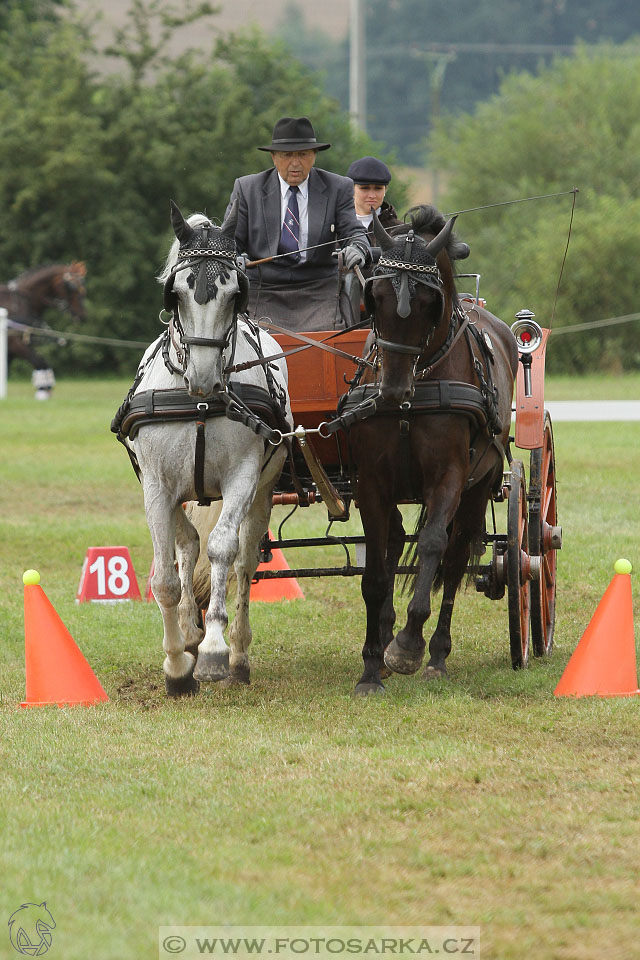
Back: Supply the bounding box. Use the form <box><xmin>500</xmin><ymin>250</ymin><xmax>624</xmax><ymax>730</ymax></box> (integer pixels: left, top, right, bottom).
<box><xmin>342</xmin><ymin>244</ymin><xmax>366</xmax><ymax>270</ymax></box>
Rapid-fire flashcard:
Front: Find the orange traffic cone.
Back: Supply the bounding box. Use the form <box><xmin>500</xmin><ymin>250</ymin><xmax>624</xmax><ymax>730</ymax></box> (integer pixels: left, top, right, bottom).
<box><xmin>21</xmin><ymin>570</ymin><xmax>109</xmax><ymax>707</ymax></box>
<box><xmin>250</xmin><ymin>531</ymin><xmax>304</xmax><ymax>602</ymax></box>
<box><xmin>554</xmin><ymin>560</ymin><xmax>638</xmax><ymax>698</ymax></box>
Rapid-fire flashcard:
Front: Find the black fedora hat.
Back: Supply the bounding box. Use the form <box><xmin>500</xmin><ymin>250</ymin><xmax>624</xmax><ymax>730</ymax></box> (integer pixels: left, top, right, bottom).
<box><xmin>258</xmin><ymin>116</ymin><xmax>331</xmax><ymax>152</ymax></box>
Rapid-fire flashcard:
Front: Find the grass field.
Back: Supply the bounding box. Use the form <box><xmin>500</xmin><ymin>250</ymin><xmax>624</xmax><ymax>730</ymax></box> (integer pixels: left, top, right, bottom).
<box><xmin>1</xmin><ymin>375</ymin><xmax>639</xmax><ymax>960</ymax></box>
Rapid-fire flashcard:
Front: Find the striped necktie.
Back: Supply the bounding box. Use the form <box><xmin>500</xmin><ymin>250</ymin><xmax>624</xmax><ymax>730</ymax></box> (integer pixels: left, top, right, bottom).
<box><xmin>278</xmin><ymin>185</ymin><xmax>301</xmax><ymax>262</ymax></box>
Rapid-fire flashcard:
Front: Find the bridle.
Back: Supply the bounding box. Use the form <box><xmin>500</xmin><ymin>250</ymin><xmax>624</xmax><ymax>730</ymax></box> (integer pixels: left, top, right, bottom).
<box><xmin>366</xmin><ymin>230</ymin><xmax>446</xmax><ymax>361</ymax></box>
<box><xmin>161</xmin><ymin>224</ymin><xmax>248</xmax><ymax>377</ymax></box>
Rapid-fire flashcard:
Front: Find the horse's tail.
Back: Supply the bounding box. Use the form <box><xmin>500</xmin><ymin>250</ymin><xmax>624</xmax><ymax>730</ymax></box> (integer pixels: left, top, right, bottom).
<box><xmin>400</xmin><ymin>505</ymin><xmax>428</xmax><ymax>595</ymax></box>
<box><xmin>400</xmin><ymin>508</ymin><xmax>484</xmax><ymax>594</ymax></box>
<box><xmin>184</xmin><ymin>501</ymin><xmax>237</xmax><ymax>611</ymax></box>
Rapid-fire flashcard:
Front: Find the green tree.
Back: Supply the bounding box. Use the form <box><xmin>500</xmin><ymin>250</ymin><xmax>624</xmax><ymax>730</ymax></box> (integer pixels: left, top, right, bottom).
<box><xmin>0</xmin><ymin>0</ymin><xmax>66</xmax><ymax>29</ymax></box>
<box><xmin>274</xmin><ymin>0</ymin><xmax>640</xmax><ymax>165</ymax></box>
<box><xmin>430</xmin><ymin>45</ymin><xmax>640</xmax><ymax>371</ymax></box>
<box><xmin>0</xmin><ymin>1</ymin><xmax>394</xmax><ymax>375</ymax></box>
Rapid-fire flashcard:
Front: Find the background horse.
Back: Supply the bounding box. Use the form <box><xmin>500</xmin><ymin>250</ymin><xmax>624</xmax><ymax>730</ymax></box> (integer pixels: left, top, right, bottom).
<box><xmin>116</xmin><ymin>201</ymin><xmax>291</xmax><ymax>696</ymax></box>
<box><xmin>348</xmin><ymin>205</ymin><xmax>518</xmax><ymax>695</ymax></box>
<box><xmin>0</xmin><ymin>261</ymin><xmax>86</xmax><ymax>397</ymax></box>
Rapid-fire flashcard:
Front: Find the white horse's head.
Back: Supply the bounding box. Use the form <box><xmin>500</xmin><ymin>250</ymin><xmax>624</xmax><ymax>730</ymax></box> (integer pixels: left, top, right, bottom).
<box><xmin>159</xmin><ymin>201</ymin><xmax>246</xmax><ymax>397</ymax></box>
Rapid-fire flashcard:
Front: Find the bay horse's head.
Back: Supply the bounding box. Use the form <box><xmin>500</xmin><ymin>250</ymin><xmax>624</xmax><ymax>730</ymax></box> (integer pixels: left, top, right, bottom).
<box><xmin>55</xmin><ymin>261</ymin><xmax>87</xmax><ymax>321</ymax></box>
<box><xmin>13</xmin><ymin>261</ymin><xmax>87</xmax><ymax>324</ymax></box>
<box><xmin>367</xmin><ymin>205</ymin><xmax>468</xmax><ymax>406</ymax></box>
<box><xmin>161</xmin><ymin>200</ymin><xmax>247</xmax><ymax>397</ymax></box>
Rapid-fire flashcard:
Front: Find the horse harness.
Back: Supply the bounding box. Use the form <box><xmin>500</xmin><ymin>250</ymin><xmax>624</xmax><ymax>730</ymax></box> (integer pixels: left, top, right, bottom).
<box><xmin>112</xmin><ymin>224</ymin><xmax>290</xmax><ymax>505</ymax></box>
<box><xmin>335</xmin><ymin>232</ymin><xmax>507</xmax><ymax>494</ymax></box>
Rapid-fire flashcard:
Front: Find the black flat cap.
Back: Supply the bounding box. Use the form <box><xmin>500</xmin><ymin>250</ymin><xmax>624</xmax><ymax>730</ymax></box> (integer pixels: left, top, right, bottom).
<box><xmin>346</xmin><ymin>157</ymin><xmax>392</xmax><ymax>184</ymax></box>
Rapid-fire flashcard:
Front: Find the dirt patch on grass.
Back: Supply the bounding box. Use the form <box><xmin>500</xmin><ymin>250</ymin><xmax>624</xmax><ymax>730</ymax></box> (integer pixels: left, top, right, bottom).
<box><xmin>116</xmin><ymin>667</ymin><xmax>164</xmax><ymax>708</ymax></box>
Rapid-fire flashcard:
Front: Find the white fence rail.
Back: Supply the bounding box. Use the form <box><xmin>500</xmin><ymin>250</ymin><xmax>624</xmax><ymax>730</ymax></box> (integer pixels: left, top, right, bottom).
<box><xmin>0</xmin><ymin>308</ymin><xmax>7</xmax><ymax>399</ymax></box>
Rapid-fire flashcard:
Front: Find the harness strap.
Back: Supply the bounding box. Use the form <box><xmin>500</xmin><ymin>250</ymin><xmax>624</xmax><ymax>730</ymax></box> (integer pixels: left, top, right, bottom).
<box><xmin>327</xmin><ymin>381</ymin><xmax>491</xmax><ymax>436</ymax></box>
<box><xmin>115</xmin><ymin>382</ymin><xmax>287</xmax><ymax>441</ymax></box>
<box><xmin>194</xmin><ymin>419</ymin><xmax>212</xmax><ymax>506</ymax></box>
<box><xmin>465</xmin><ymin>323</ymin><xmax>503</xmax><ymax>436</ymax></box>
<box><xmin>182</xmin><ymin>334</ymin><xmax>229</xmax><ymax>348</ymax></box>
<box><xmin>218</xmin><ymin>389</ymin><xmax>282</xmax><ymax>444</ymax></box>
<box><xmin>464</xmin><ymin>435</ymin><xmax>506</xmax><ymax>490</ymax></box>
<box><xmin>376</xmin><ymin>337</ymin><xmax>422</xmax><ymax>356</ymax></box>
<box><xmin>418</xmin><ymin>307</ymin><xmax>470</xmax><ymax>377</ymax></box>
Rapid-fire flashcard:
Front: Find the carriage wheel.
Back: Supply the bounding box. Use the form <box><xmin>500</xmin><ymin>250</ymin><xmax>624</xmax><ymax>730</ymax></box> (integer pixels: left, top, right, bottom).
<box><xmin>529</xmin><ymin>412</ymin><xmax>561</xmax><ymax>656</ymax></box>
<box><xmin>507</xmin><ymin>459</ymin><xmax>531</xmax><ymax>669</ymax></box>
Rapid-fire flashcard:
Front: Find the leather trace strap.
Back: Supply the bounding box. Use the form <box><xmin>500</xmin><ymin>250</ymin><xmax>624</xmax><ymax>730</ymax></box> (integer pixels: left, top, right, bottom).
<box><xmin>257</xmin><ymin>318</ymin><xmax>375</xmax><ymax>368</ymax></box>
<box><xmin>218</xmin><ymin>388</ymin><xmax>283</xmax><ymax>445</ymax></box>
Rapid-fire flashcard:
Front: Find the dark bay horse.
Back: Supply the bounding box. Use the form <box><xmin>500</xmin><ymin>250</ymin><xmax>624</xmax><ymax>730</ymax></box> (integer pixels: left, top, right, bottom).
<box><xmin>347</xmin><ymin>205</ymin><xmax>518</xmax><ymax>695</ymax></box>
<box><xmin>0</xmin><ymin>262</ymin><xmax>86</xmax><ymax>396</ymax></box>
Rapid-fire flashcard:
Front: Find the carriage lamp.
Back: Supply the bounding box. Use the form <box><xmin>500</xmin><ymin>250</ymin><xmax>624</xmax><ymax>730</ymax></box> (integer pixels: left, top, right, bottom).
<box><xmin>511</xmin><ymin>311</ymin><xmax>543</xmax><ymax>398</ymax></box>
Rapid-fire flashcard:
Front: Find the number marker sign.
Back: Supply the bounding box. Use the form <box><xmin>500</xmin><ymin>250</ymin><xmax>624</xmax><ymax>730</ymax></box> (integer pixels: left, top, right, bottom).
<box><xmin>76</xmin><ymin>547</ymin><xmax>141</xmax><ymax>602</ymax></box>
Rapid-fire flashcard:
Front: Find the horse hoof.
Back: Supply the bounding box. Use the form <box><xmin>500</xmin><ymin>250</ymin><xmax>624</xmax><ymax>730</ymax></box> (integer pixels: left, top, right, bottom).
<box><xmin>384</xmin><ymin>638</ymin><xmax>425</xmax><ymax>675</ymax></box>
<box><xmin>229</xmin><ymin>663</ymin><xmax>251</xmax><ymax>684</ymax></box>
<box><xmin>193</xmin><ymin>650</ymin><xmax>230</xmax><ymax>682</ymax></box>
<box><xmin>165</xmin><ymin>673</ymin><xmax>200</xmax><ymax>697</ymax></box>
<box><xmin>422</xmin><ymin>665</ymin><xmax>448</xmax><ymax>681</ymax></box>
<box><xmin>353</xmin><ymin>681</ymin><xmax>386</xmax><ymax>697</ymax></box>
<box><xmin>219</xmin><ymin>674</ymin><xmax>251</xmax><ymax>688</ymax></box>
<box><xmin>379</xmin><ymin>664</ymin><xmax>393</xmax><ymax>680</ymax></box>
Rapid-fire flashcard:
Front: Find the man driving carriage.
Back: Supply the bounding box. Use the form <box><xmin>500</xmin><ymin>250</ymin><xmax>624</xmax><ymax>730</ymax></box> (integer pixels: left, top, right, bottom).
<box><xmin>224</xmin><ymin>117</ymin><xmax>371</xmax><ymax>331</ymax></box>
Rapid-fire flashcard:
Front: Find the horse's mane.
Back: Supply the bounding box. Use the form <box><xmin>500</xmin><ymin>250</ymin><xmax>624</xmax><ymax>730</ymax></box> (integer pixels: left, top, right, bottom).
<box><xmin>157</xmin><ymin>213</ymin><xmax>214</xmax><ymax>284</ymax></box>
<box><xmin>391</xmin><ymin>204</ymin><xmax>470</xmax><ymax>263</ymax></box>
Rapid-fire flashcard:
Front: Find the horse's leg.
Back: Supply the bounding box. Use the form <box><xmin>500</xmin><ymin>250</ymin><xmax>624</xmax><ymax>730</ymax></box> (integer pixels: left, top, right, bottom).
<box><xmin>194</xmin><ymin>473</ymin><xmax>261</xmax><ymax>683</ymax></box>
<box><xmin>356</xmin><ymin>483</ymin><xmax>394</xmax><ymax>696</ymax></box>
<box><xmin>175</xmin><ymin>505</ymin><xmax>205</xmax><ymax>658</ymax></box>
<box><xmin>146</xmin><ymin>492</ymin><xmax>199</xmax><ymax>697</ymax></box>
<box><xmin>185</xmin><ymin>501</ymin><xmax>224</xmax><ymax>614</ymax></box>
<box><xmin>425</xmin><ymin>478</ymin><xmax>494</xmax><ymax>679</ymax></box>
<box><xmin>384</xmin><ymin>481</ymin><xmax>464</xmax><ymax>676</ymax></box>
<box><xmin>379</xmin><ymin>506</ymin><xmax>406</xmax><ymax>665</ymax></box>
<box><xmin>8</xmin><ymin>336</ymin><xmax>55</xmax><ymax>398</ymax></box>
<box><xmin>225</xmin><ymin>482</ymin><xmax>274</xmax><ymax>685</ymax></box>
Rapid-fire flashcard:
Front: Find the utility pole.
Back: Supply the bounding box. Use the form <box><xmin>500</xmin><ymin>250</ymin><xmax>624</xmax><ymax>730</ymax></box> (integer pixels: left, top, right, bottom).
<box><xmin>410</xmin><ymin>49</ymin><xmax>457</xmax><ymax>205</ymax></box>
<box><xmin>349</xmin><ymin>0</ymin><xmax>366</xmax><ymax>132</ymax></box>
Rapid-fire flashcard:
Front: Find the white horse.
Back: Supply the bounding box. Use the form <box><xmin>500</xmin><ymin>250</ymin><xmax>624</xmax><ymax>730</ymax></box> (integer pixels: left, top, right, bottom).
<box><xmin>117</xmin><ymin>201</ymin><xmax>292</xmax><ymax>695</ymax></box>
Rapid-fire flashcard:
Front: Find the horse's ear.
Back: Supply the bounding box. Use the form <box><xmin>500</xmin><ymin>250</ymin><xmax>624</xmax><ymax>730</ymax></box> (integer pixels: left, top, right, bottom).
<box><xmin>220</xmin><ymin>198</ymin><xmax>239</xmax><ymax>239</ymax></box>
<box><xmin>424</xmin><ymin>215</ymin><xmax>457</xmax><ymax>258</ymax></box>
<box><xmin>170</xmin><ymin>199</ymin><xmax>194</xmax><ymax>244</ymax></box>
<box><xmin>450</xmin><ymin>241</ymin><xmax>470</xmax><ymax>261</ymax></box>
<box><xmin>372</xmin><ymin>208</ymin><xmax>394</xmax><ymax>250</ymax></box>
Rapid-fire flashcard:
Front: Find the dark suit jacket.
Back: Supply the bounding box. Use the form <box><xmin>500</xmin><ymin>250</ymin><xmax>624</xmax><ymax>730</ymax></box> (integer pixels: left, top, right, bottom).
<box><xmin>225</xmin><ymin>166</ymin><xmax>370</xmax><ymax>286</ymax></box>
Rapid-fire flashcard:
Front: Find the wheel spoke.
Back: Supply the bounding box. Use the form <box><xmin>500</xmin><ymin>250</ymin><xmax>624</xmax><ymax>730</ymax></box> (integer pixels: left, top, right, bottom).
<box><xmin>530</xmin><ymin>412</ymin><xmax>559</xmax><ymax>657</ymax></box>
<box><xmin>508</xmin><ymin>459</ymin><xmax>530</xmax><ymax>669</ymax></box>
